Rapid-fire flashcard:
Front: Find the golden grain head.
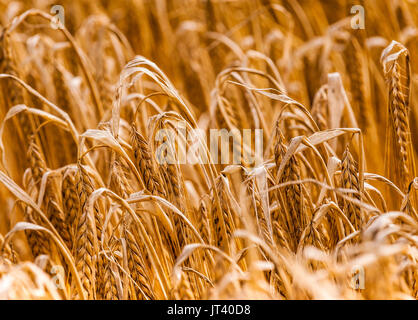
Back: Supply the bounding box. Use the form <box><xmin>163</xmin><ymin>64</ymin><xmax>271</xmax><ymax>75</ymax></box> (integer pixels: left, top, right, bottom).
<box><xmin>0</xmin><ymin>0</ymin><xmax>417</xmax><ymax>300</ymax></box>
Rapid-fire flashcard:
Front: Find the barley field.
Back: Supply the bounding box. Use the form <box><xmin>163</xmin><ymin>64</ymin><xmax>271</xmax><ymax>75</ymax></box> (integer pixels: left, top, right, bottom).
<box><xmin>0</xmin><ymin>0</ymin><xmax>417</xmax><ymax>300</ymax></box>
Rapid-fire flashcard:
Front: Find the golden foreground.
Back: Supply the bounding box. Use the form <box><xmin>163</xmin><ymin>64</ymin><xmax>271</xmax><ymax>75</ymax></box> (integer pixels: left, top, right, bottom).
<box><xmin>0</xmin><ymin>0</ymin><xmax>417</xmax><ymax>300</ymax></box>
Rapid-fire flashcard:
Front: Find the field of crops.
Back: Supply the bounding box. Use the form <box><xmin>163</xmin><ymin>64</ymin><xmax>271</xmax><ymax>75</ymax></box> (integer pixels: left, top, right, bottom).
<box><xmin>0</xmin><ymin>0</ymin><xmax>417</xmax><ymax>300</ymax></box>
